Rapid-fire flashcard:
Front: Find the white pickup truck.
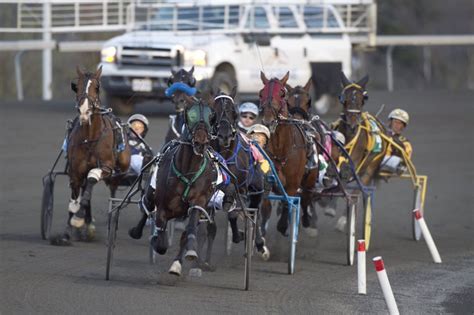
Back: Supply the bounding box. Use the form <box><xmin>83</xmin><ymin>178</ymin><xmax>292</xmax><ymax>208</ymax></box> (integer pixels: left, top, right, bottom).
<box><xmin>99</xmin><ymin>0</ymin><xmax>375</xmax><ymax>114</ymax></box>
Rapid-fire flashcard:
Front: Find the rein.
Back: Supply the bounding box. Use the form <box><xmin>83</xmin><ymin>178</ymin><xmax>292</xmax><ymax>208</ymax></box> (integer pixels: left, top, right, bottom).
<box><xmin>171</xmin><ymin>145</ymin><xmax>210</xmax><ymax>202</ymax></box>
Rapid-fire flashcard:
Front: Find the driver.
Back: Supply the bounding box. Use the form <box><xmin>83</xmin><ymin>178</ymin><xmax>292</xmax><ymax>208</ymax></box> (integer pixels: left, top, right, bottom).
<box><xmin>380</xmin><ymin>108</ymin><xmax>412</xmax><ymax>174</ymax></box>
<box><xmin>127</xmin><ymin>114</ymin><xmax>153</xmax><ymax>174</ymax></box>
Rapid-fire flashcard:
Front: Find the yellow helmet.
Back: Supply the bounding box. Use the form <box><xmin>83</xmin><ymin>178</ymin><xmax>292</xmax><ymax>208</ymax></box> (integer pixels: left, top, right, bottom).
<box><xmin>388</xmin><ymin>108</ymin><xmax>409</xmax><ymax>125</ymax></box>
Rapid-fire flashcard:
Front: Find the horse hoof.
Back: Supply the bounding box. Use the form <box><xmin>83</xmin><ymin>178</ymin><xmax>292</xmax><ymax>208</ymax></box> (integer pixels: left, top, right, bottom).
<box><xmin>188</xmin><ymin>268</ymin><xmax>202</xmax><ymax>277</ymax></box>
<box><xmin>49</xmin><ymin>233</ymin><xmax>72</xmax><ymax>246</ymax></box>
<box><xmin>259</xmin><ymin>246</ymin><xmax>270</xmax><ymax>261</ymax></box>
<box><xmin>128</xmin><ymin>227</ymin><xmax>143</xmax><ymax>240</ymax></box>
<box><xmin>304</xmin><ymin>227</ymin><xmax>319</xmax><ymax>238</ymax></box>
<box><xmin>199</xmin><ymin>262</ymin><xmax>216</xmax><ymax>272</ymax></box>
<box><xmin>276</xmin><ymin>220</ymin><xmax>288</xmax><ymax>236</ymax></box>
<box><xmin>302</xmin><ymin>213</ymin><xmax>311</xmax><ymax>228</ymax></box>
<box><xmin>185</xmin><ymin>250</ymin><xmax>198</xmax><ymax>261</ymax></box>
<box><xmin>168</xmin><ymin>260</ymin><xmax>182</xmax><ymax>276</ymax></box>
<box><xmin>151</xmin><ymin>236</ymin><xmax>168</xmax><ymax>255</ymax></box>
<box><xmin>324</xmin><ymin>207</ymin><xmax>336</xmax><ymax>217</ymax></box>
<box><xmin>70</xmin><ymin>216</ymin><xmax>85</xmax><ymax>228</ymax></box>
<box><xmin>335</xmin><ymin>216</ymin><xmax>347</xmax><ymax>233</ymax></box>
<box><xmin>232</xmin><ymin>231</ymin><xmax>244</xmax><ymax>244</ymax></box>
<box><xmin>86</xmin><ymin>224</ymin><xmax>96</xmax><ymax>241</ymax></box>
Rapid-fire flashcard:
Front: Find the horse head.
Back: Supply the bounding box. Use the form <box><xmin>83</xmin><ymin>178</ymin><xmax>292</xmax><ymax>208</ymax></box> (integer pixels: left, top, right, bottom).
<box><xmin>259</xmin><ymin>71</ymin><xmax>289</xmax><ymax>131</ymax></box>
<box><xmin>210</xmin><ymin>87</ymin><xmax>238</xmax><ymax>148</ymax></box>
<box><xmin>71</xmin><ymin>66</ymin><xmax>102</xmax><ymax>125</ymax></box>
<box><xmin>286</xmin><ymin>78</ymin><xmax>312</xmax><ymax>120</ymax></box>
<box><xmin>339</xmin><ymin>72</ymin><xmax>369</xmax><ymax>130</ymax></box>
<box><xmin>183</xmin><ymin>95</ymin><xmax>215</xmax><ymax>156</ymax></box>
<box><xmin>166</xmin><ymin>66</ymin><xmax>197</xmax><ymax>112</ymax></box>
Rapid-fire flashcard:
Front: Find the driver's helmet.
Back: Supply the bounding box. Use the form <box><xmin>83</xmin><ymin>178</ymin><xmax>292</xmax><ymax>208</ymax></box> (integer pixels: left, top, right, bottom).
<box><xmin>128</xmin><ymin>114</ymin><xmax>149</xmax><ymax>135</ymax></box>
<box><xmin>247</xmin><ymin>124</ymin><xmax>271</xmax><ymax>140</ymax></box>
<box><xmin>388</xmin><ymin>109</ymin><xmax>409</xmax><ymax>125</ymax></box>
<box><xmin>239</xmin><ymin>102</ymin><xmax>259</xmax><ymax>116</ymax></box>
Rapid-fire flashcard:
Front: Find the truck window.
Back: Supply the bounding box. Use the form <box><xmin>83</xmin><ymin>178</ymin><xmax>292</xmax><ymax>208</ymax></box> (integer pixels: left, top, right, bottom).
<box><xmin>273</xmin><ymin>6</ymin><xmax>298</xmax><ymax>29</ymax></box>
<box><xmin>177</xmin><ymin>7</ymin><xmax>199</xmax><ymax>31</ymax></box>
<box><xmin>203</xmin><ymin>6</ymin><xmax>225</xmax><ymax>30</ymax></box>
<box><xmin>303</xmin><ymin>5</ymin><xmax>340</xmax><ymax>29</ymax></box>
<box><xmin>246</xmin><ymin>6</ymin><xmax>270</xmax><ymax>29</ymax></box>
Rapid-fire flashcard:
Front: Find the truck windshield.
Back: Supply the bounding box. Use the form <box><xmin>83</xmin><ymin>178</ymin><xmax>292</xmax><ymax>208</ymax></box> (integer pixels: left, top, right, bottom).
<box><xmin>304</xmin><ymin>6</ymin><xmax>341</xmax><ymax>29</ymax></box>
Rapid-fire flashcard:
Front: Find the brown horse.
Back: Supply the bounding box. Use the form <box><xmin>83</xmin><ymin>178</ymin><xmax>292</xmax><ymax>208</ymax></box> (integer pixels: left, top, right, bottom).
<box><xmin>51</xmin><ymin>66</ymin><xmax>131</xmax><ymax>245</ymax></box>
<box><xmin>259</xmin><ymin>72</ymin><xmax>318</xmax><ymax>236</ymax></box>
<box><xmin>332</xmin><ymin>73</ymin><xmax>388</xmax><ymax>186</ymax></box>
<box><xmin>286</xmin><ymin>80</ymin><xmax>349</xmax><ymax>232</ymax></box>
<box><xmin>164</xmin><ymin>67</ymin><xmax>197</xmax><ymax>143</ymax></box>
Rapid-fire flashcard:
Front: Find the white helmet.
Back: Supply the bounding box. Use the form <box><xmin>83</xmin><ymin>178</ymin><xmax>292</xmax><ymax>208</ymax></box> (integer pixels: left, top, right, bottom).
<box><xmin>239</xmin><ymin>102</ymin><xmax>259</xmax><ymax>116</ymax></box>
<box><xmin>388</xmin><ymin>109</ymin><xmax>409</xmax><ymax>125</ymax></box>
<box><xmin>247</xmin><ymin>124</ymin><xmax>271</xmax><ymax>139</ymax></box>
<box><xmin>127</xmin><ymin>114</ymin><xmax>149</xmax><ymax>128</ymax></box>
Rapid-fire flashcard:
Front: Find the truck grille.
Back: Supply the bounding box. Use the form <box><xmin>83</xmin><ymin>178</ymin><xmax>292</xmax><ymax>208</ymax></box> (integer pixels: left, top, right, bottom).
<box><xmin>119</xmin><ymin>46</ymin><xmax>181</xmax><ymax>68</ymax></box>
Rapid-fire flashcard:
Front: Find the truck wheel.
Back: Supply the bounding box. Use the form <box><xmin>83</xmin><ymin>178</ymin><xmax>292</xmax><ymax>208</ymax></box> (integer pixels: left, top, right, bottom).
<box><xmin>107</xmin><ymin>96</ymin><xmax>134</xmax><ymax>116</ymax></box>
<box><xmin>211</xmin><ymin>71</ymin><xmax>237</xmax><ymax>95</ymax></box>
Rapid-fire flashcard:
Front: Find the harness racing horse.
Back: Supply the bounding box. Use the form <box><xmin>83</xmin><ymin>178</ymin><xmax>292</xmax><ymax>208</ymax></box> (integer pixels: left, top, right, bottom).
<box><xmin>286</xmin><ymin>80</ymin><xmax>349</xmax><ymax>233</ymax></box>
<box><xmin>210</xmin><ymin>90</ymin><xmax>270</xmax><ymax>260</ymax></box>
<box><xmin>259</xmin><ymin>72</ymin><xmax>318</xmax><ymax>236</ymax></box>
<box><xmin>51</xmin><ymin>66</ymin><xmax>131</xmax><ymax>245</ymax></box>
<box><xmin>164</xmin><ymin>67</ymin><xmax>198</xmax><ymax>143</ymax></box>
<box><xmin>333</xmin><ymin>73</ymin><xmax>389</xmax><ymax>186</ymax></box>
<box><xmin>130</xmin><ymin>96</ymin><xmax>219</xmax><ymax>276</ymax></box>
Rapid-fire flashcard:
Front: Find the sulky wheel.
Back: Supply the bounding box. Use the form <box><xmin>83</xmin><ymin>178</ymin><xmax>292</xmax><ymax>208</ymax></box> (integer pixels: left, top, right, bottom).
<box><xmin>346</xmin><ymin>198</ymin><xmax>356</xmax><ymax>266</ymax></box>
<box><xmin>41</xmin><ymin>174</ymin><xmax>55</xmax><ymax>240</ymax></box>
<box><xmin>105</xmin><ymin>210</ymin><xmax>120</xmax><ymax>280</ymax></box>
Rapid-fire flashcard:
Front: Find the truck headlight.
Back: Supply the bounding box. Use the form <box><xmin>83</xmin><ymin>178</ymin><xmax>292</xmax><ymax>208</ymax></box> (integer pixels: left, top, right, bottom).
<box><xmin>184</xmin><ymin>49</ymin><xmax>207</xmax><ymax>67</ymax></box>
<box><xmin>101</xmin><ymin>46</ymin><xmax>117</xmax><ymax>63</ymax></box>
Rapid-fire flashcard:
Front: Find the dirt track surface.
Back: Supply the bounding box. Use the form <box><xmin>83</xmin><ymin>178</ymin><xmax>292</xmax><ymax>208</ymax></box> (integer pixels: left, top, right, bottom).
<box><xmin>1</xmin><ymin>90</ymin><xmax>473</xmax><ymax>314</ymax></box>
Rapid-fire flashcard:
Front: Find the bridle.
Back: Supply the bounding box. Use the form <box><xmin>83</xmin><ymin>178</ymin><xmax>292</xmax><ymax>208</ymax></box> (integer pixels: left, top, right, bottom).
<box><xmin>288</xmin><ymin>87</ymin><xmax>310</xmax><ymax>120</ymax></box>
<box><xmin>260</xmin><ymin>79</ymin><xmax>288</xmax><ymax>130</ymax></box>
<box><xmin>339</xmin><ymin>83</ymin><xmax>367</xmax><ymax>129</ymax></box>
<box><xmin>213</xmin><ymin>94</ymin><xmax>238</xmax><ymax>144</ymax></box>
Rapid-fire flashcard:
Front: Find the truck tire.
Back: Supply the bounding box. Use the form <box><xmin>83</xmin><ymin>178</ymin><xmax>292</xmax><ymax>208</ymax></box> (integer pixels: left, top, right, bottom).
<box><xmin>211</xmin><ymin>71</ymin><xmax>237</xmax><ymax>96</ymax></box>
<box><xmin>107</xmin><ymin>96</ymin><xmax>134</xmax><ymax>116</ymax></box>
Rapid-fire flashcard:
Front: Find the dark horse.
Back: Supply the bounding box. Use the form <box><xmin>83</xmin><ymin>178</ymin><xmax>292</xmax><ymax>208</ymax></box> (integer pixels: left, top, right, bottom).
<box><xmin>259</xmin><ymin>72</ymin><xmax>318</xmax><ymax>236</ymax></box>
<box><xmin>51</xmin><ymin>66</ymin><xmax>131</xmax><ymax>245</ymax></box>
<box><xmin>164</xmin><ymin>67</ymin><xmax>197</xmax><ymax>143</ymax></box>
<box><xmin>332</xmin><ymin>73</ymin><xmax>389</xmax><ymax>186</ymax></box>
<box><xmin>210</xmin><ymin>89</ymin><xmax>270</xmax><ymax>260</ymax></box>
<box><xmin>129</xmin><ymin>96</ymin><xmax>218</xmax><ymax>276</ymax></box>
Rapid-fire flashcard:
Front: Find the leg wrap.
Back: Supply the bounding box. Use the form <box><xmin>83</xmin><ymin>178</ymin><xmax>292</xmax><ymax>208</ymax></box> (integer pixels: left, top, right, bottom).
<box><xmin>68</xmin><ymin>197</ymin><xmax>81</xmax><ymax>213</ymax></box>
<box><xmin>87</xmin><ymin>168</ymin><xmax>103</xmax><ymax>182</ymax></box>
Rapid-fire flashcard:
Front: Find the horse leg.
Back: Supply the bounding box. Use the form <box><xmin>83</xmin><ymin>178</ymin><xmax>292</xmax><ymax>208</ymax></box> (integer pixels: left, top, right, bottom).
<box><xmin>129</xmin><ymin>184</ymin><xmax>155</xmax><ymax>239</ymax></box>
<box><xmin>195</xmin><ymin>222</ymin><xmax>207</xmax><ymax>267</ymax></box>
<box><xmin>260</xmin><ymin>199</ymin><xmax>272</xmax><ymax>237</ymax></box>
<box><xmin>71</xmin><ymin>168</ymin><xmax>102</xmax><ymax>228</ymax></box>
<box><xmin>202</xmin><ymin>221</ymin><xmax>217</xmax><ymax>271</ymax></box>
<box><xmin>169</xmin><ymin>231</ymin><xmax>187</xmax><ymax>276</ymax></box>
<box><xmin>50</xmin><ymin>182</ymin><xmax>81</xmax><ymax>246</ymax></box>
<box><xmin>150</xmin><ymin>209</ymin><xmax>168</xmax><ymax>255</ymax></box>
<box><xmin>276</xmin><ymin>202</ymin><xmax>289</xmax><ymax>236</ymax></box>
<box><xmin>222</xmin><ymin>184</ymin><xmax>243</xmax><ymax>243</ymax></box>
<box><xmin>184</xmin><ymin>207</ymin><xmax>201</xmax><ymax>261</ymax></box>
<box><xmin>251</xmin><ymin>193</ymin><xmax>270</xmax><ymax>261</ymax></box>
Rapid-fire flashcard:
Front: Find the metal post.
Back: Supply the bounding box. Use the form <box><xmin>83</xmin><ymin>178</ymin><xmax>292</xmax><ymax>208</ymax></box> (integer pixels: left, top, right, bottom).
<box><xmin>386</xmin><ymin>45</ymin><xmax>394</xmax><ymax>91</ymax></box>
<box><xmin>43</xmin><ymin>1</ymin><xmax>53</xmax><ymax>100</ymax></box>
<box><xmin>14</xmin><ymin>51</ymin><xmax>25</xmax><ymax>101</ymax></box>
